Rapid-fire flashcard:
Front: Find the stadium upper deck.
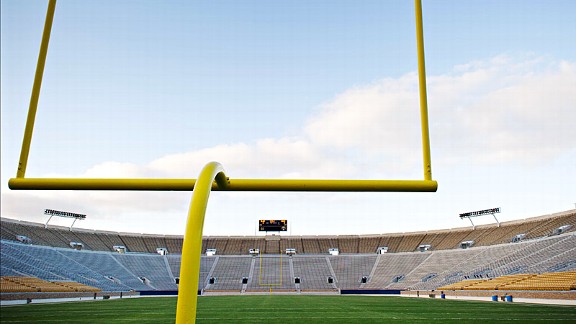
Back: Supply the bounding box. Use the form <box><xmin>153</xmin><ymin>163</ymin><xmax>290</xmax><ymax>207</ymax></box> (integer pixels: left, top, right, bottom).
<box><xmin>1</xmin><ymin>210</ymin><xmax>574</xmax><ymax>255</ymax></box>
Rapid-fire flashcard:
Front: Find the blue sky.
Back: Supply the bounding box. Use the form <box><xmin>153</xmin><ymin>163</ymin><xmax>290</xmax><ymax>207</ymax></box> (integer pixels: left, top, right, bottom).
<box><xmin>2</xmin><ymin>0</ymin><xmax>575</xmax><ymax>236</ymax></box>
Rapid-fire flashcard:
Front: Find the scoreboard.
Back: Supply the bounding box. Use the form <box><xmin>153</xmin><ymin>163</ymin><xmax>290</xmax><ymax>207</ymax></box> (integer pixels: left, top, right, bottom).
<box><xmin>259</xmin><ymin>220</ymin><xmax>287</xmax><ymax>232</ymax></box>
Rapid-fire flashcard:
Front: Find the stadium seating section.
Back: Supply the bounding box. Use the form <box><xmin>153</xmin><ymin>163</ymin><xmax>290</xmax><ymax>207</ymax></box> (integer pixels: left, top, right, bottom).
<box><xmin>1</xmin><ymin>210</ymin><xmax>575</xmax><ymax>294</ymax></box>
<box><xmin>1</xmin><ymin>276</ymin><xmax>100</xmax><ymax>293</ymax></box>
<box><xmin>438</xmin><ymin>271</ymin><xmax>576</xmax><ymax>291</ymax></box>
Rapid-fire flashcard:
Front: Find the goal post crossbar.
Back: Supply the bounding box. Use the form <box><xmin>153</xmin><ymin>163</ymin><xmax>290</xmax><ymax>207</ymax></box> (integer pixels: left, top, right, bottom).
<box><xmin>9</xmin><ymin>178</ymin><xmax>437</xmax><ymax>192</ymax></box>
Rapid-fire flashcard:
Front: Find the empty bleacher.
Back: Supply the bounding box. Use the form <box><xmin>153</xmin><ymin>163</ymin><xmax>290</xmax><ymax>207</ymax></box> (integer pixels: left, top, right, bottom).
<box><xmin>205</xmin><ymin>256</ymin><xmax>252</xmax><ymax>291</ymax></box>
<box><xmin>292</xmin><ymin>256</ymin><xmax>335</xmax><ymax>291</ymax></box>
<box><xmin>396</xmin><ymin>232</ymin><xmax>426</xmax><ymax>252</ymax></box>
<box><xmin>379</xmin><ymin>234</ymin><xmax>404</xmax><ymax>253</ymax></box>
<box><xmin>365</xmin><ymin>252</ymin><xmax>430</xmax><ymax>289</ymax></box>
<box><xmin>246</xmin><ymin>255</ymin><xmax>294</xmax><ymax>291</ymax></box>
<box><xmin>358</xmin><ymin>236</ymin><xmax>381</xmax><ymax>254</ymax></box>
<box><xmin>280</xmin><ymin>237</ymin><xmax>304</xmax><ymax>254</ymax></box>
<box><xmin>119</xmin><ymin>235</ymin><xmax>149</xmax><ymax>253</ymax></box>
<box><xmin>301</xmin><ymin>237</ymin><xmax>321</xmax><ymax>254</ymax></box>
<box><xmin>164</xmin><ymin>236</ymin><xmax>183</xmax><ymax>254</ymax></box>
<box><xmin>502</xmin><ymin>271</ymin><xmax>576</xmax><ymax>291</ymax></box>
<box><xmin>112</xmin><ymin>253</ymin><xmax>177</xmax><ymax>290</ymax></box>
<box><xmin>265</xmin><ymin>239</ymin><xmax>281</xmax><ymax>254</ymax></box>
<box><xmin>2</xmin><ymin>233</ymin><xmax>575</xmax><ymax>294</ymax></box>
<box><xmin>317</xmin><ymin>237</ymin><xmax>338</xmax><ymax>254</ymax></box>
<box><xmin>397</xmin><ymin>248</ymin><xmax>485</xmax><ymax>290</ymax></box>
<box><xmin>2</xmin><ymin>210</ymin><xmax>574</xmax><ymax>255</ymax></box>
<box><xmin>330</xmin><ymin>255</ymin><xmax>377</xmax><ymax>289</ymax></box>
<box><xmin>224</xmin><ymin>237</ymin><xmax>245</xmax><ymax>255</ymax></box>
<box><xmin>240</xmin><ymin>237</ymin><xmax>264</xmax><ymax>255</ymax></box>
<box><xmin>337</xmin><ymin>236</ymin><xmax>358</xmax><ymax>254</ymax></box>
<box><xmin>525</xmin><ymin>211</ymin><xmax>576</xmax><ymax>239</ymax></box>
<box><xmin>2</xmin><ymin>240</ymin><xmax>145</xmax><ymax>291</ymax></box>
<box><xmin>1</xmin><ymin>210</ymin><xmax>575</xmax><ymax>295</ymax></box>
<box><xmin>0</xmin><ymin>276</ymin><xmax>100</xmax><ymax>293</ymax></box>
<box><xmin>141</xmin><ymin>235</ymin><xmax>168</xmax><ymax>254</ymax></box>
<box><xmin>438</xmin><ymin>271</ymin><xmax>576</xmax><ymax>291</ymax></box>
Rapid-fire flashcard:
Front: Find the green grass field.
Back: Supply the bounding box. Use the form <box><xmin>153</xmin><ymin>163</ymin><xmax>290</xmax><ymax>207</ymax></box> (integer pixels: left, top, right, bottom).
<box><xmin>2</xmin><ymin>295</ymin><xmax>575</xmax><ymax>323</ymax></box>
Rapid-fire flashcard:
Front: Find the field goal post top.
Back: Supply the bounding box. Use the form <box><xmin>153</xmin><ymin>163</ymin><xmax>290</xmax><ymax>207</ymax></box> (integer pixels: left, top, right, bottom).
<box><xmin>9</xmin><ymin>0</ymin><xmax>437</xmax><ymax>193</ymax></box>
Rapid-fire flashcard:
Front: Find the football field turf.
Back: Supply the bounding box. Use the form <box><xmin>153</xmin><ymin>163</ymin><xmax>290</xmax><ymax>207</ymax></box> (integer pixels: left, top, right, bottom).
<box><xmin>2</xmin><ymin>295</ymin><xmax>575</xmax><ymax>323</ymax></box>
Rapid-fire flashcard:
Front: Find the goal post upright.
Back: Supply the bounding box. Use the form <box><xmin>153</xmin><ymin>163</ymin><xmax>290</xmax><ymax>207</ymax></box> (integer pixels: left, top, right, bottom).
<box><xmin>415</xmin><ymin>0</ymin><xmax>433</xmax><ymax>182</ymax></box>
<box><xmin>16</xmin><ymin>0</ymin><xmax>57</xmax><ymax>179</ymax></box>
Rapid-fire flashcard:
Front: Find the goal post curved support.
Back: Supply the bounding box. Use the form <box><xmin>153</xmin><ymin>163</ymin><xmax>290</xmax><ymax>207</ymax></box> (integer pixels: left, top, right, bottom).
<box><xmin>176</xmin><ymin>162</ymin><xmax>228</xmax><ymax>324</ymax></box>
<box><xmin>174</xmin><ymin>162</ymin><xmax>434</xmax><ymax>323</ymax></box>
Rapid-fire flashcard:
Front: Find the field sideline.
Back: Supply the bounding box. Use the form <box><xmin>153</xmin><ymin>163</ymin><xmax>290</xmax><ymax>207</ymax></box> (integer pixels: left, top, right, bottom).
<box><xmin>2</xmin><ymin>295</ymin><xmax>576</xmax><ymax>323</ymax></box>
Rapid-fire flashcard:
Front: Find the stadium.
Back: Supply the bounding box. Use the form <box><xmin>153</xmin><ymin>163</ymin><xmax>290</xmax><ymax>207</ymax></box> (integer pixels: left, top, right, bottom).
<box><xmin>2</xmin><ymin>0</ymin><xmax>576</xmax><ymax>323</ymax></box>
<box><xmin>2</xmin><ymin>210</ymin><xmax>576</xmax><ymax>322</ymax></box>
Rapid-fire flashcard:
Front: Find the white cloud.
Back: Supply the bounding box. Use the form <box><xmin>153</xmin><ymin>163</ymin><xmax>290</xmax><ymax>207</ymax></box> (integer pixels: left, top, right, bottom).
<box><xmin>147</xmin><ymin>138</ymin><xmax>354</xmax><ymax>179</ymax></box>
<box><xmin>303</xmin><ymin>54</ymin><xmax>575</xmax><ymax>171</ymax></box>
<box><xmin>430</xmin><ymin>56</ymin><xmax>576</xmax><ymax>164</ymax></box>
<box><xmin>83</xmin><ymin>161</ymin><xmax>151</xmax><ymax>178</ymax></box>
<box><xmin>39</xmin><ymin>55</ymin><xmax>576</xmax><ymax>180</ymax></box>
<box><xmin>3</xmin><ymin>55</ymin><xmax>575</xmax><ymax>235</ymax></box>
<box><xmin>305</xmin><ymin>73</ymin><xmax>421</xmax><ymax>150</ymax></box>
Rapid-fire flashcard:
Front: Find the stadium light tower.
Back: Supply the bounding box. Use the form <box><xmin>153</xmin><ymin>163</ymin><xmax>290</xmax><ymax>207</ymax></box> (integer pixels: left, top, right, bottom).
<box><xmin>459</xmin><ymin>208</ymin><xmax>501</xmax><ymax>229</ymax></box>
<box><xmin>44</xmin><ymin>208</ymin><xmax>86</xmax><ymax>230</ymax></box>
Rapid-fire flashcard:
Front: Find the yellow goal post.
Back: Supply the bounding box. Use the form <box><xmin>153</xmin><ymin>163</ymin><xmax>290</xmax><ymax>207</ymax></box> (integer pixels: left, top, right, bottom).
<box><xmin>8</xmin><ymin>1</ymin><xmax>436</xmax><ymax>323</ymax></box>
